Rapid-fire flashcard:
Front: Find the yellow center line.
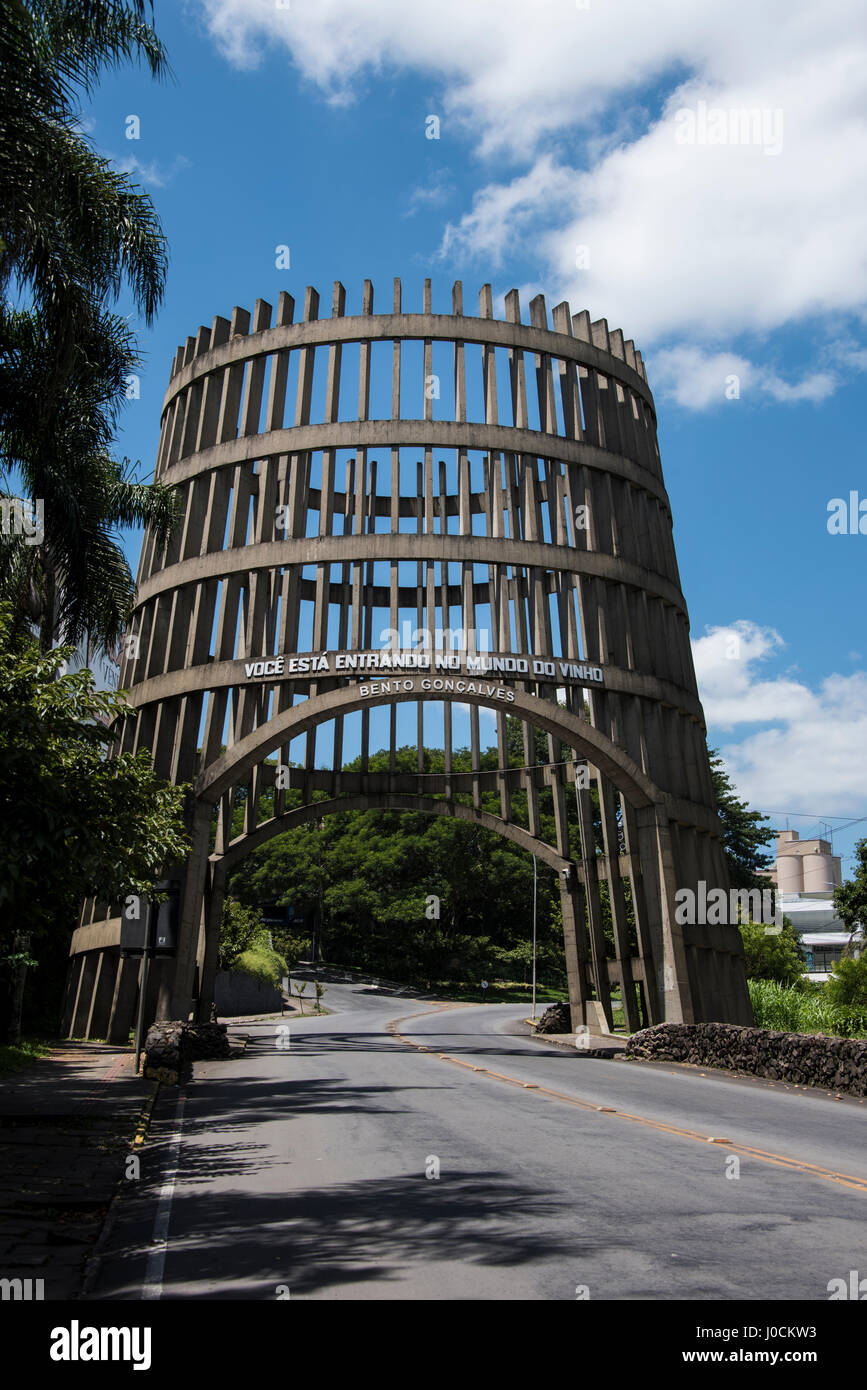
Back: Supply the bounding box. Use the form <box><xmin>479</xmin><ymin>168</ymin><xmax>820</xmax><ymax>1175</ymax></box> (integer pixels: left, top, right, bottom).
<box><xmin>387</xmin><ymin>1007</ymin><xmax>867</xmax><ymax>1196</ymax></box>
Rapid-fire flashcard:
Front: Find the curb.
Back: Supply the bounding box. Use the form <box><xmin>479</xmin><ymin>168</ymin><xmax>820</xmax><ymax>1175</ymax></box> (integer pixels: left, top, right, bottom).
<box><xmin>132</xmin><ymin>1080</ymin><xmax>161</xmax><ymax>1147</ymax></box>
<box><xmin>518</xmin><ymin>1020</ymin><xmax>630</xmax><ymax>1059</ymax></box>
<box><xmin>80</xmin><ymin>1079</ymin><xmax>161</xmax><ymax>1298</ymax></box>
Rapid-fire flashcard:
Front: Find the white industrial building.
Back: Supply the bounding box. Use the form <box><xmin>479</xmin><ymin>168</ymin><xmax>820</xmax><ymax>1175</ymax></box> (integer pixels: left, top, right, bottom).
<box><xmin>761</xmin><ymin>831</ymin><xmax>862</xmax><ymax>980</ymax></box>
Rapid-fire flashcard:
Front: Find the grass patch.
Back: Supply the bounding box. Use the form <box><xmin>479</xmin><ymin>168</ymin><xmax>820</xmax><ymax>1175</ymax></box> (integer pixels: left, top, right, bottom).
<box><xmin>430</xmin><ymin>980</ymin><xmax>567</xmax><ymax>1006</ymax></box>
<box><xmin>748</xmin><ymin>980</ymin><xmax>867</xmax><ymax>1038</ymax></box>
<box><xmin>0</xmin><ymin>1037</ymin><xmax>52</xmax><ymax>1077</ymax></box>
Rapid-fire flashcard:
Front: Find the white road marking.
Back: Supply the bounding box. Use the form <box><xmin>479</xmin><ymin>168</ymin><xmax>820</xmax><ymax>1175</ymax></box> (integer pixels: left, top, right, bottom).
<box><xmin>142</xmin><ymin>1089</ymin><xmax>186</xmax><ymax>1300</ymax></box>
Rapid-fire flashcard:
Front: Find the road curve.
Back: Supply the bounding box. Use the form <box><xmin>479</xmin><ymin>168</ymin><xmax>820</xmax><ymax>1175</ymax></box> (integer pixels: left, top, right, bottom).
<box><xmin>91</xmin><ymin>980</ymin><xmax>867</xmax><ymax>1301</ymax></box>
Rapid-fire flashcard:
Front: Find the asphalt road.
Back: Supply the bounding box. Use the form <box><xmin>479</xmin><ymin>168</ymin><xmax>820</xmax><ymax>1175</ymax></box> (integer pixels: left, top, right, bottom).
<box><xmin>92</xmin><ymin>980</ymin><xmax>867</xmax><ymax>1301</ymax></box>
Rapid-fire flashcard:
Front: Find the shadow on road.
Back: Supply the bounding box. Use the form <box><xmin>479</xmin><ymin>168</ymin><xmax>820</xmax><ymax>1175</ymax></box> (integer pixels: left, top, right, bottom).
<box><xmin>240</xmin><ymin>1025</ymin><xmax>597</xmax><ymax>1068</ymax></box>
<box><xmin>142</xmin><ymin>1162</ymin><xmax>579</xmax><ymax>1297</ymax></box>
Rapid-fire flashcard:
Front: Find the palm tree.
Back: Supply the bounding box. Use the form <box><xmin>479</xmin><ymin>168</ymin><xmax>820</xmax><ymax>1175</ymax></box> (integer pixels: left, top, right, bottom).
<box><xmin>0</xmin><ymin>1</ymin><xmax>170</xmax><ymax>353</ymax></box>
<box><xmin>1</xmin><ymin>303</ymin><xmax>179</xmax><ymax>650</ymax></box>
<box><xmin>0</xmin><ymin>1</ymin><xmax>178</xmax><ymax>651</ymax></box>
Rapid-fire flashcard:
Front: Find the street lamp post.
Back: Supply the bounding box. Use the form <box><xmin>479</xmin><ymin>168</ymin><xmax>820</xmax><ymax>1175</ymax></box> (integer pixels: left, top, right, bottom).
<box><xmin>133</xmin><ymin>898</ymin><xmax>154</xmax><ymax>1073</ymax></box>
<box><xmin>532</xmin><ymin>854</ymin><xmax>538</xmax><ymax>1020</ymax></box>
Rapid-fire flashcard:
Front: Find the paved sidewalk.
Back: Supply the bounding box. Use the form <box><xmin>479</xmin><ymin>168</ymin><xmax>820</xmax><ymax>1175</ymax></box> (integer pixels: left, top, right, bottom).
<box><xmin>0</xmin><ymin>1041</ymin><xmax>148</xmax><ymax>1300</ymax></box>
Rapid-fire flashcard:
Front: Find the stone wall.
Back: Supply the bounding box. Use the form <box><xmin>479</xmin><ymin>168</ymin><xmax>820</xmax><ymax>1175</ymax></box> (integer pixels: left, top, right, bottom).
<box><xmin>534</xmin><ymin>1002</ymin><xmax>572</xmax><ymax>1034</ymax></box>
<box><xmin>143</xmin><ymin>1020</ymin><xmax>232</xmax><ymax>1084</ymax></box>
<box><xmin>625</xmin><ymin>1022</ymin><xmax>867</xmax><ymax>1097</ymax></box>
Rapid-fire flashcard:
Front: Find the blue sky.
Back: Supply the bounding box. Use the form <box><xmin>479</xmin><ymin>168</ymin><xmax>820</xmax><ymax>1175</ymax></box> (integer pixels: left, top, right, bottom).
<box><xmin>79</xmin><ymin>1</ymin><xmax>867</xmax><ymax>874</ymax></box>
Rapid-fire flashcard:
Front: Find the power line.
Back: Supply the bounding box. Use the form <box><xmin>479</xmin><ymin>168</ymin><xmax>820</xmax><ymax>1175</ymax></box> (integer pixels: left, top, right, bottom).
<box><xmin>828</xmin><ymin>815</ymin><xmax>867</xmax><ymax>834</ymax></box>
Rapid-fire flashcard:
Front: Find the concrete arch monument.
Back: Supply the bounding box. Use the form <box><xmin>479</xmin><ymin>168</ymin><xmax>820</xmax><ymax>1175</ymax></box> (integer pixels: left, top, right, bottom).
<box><xmin>62</xmin><ymin>278</ymin><xmax>752</xmax><ymax>1043</ymax></box>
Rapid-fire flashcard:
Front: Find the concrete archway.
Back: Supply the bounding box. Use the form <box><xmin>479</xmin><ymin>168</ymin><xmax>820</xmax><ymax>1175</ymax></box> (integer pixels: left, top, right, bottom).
<box><xmin>67</xmin><ymin>277</ymin><xmax>752</xmax><ymax>1046</ymax></box>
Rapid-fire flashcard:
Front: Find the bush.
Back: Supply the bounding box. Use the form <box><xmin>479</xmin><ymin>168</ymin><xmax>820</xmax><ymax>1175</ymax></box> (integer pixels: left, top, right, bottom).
<box><xmin>826</xmin><ymin>952</ymin><xmax>867</xmax><ymax>1008</ymax></box>
<box><xmin>218</xmin><ymin>900</ymin><xmax>264</xmax><ymax>972</ymax></box>
<box><xmin>233</xmin><ymin>946</ymin><xmax>287</xmax><ymax>989</ymax></box>
<box><xmin>219</xmin><ymin>900</ymin><xmax>286</xmax><ymax>986</ymax></box>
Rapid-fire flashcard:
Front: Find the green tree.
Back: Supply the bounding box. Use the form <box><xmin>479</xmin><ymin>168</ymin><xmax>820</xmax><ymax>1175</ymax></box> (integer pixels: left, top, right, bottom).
<box><xmin>217</xmin><ymin>900</ymin><xmax>266</xmax><ymax>974</ymax></box>
<box><xmin>826</xmin><ymin>955</ymin><xmax>867</xmax><ymax>1008</ymax></box>
<box><xmin>0</xmin><ymin>1</ymin><xmax>169</xmax><ymax>355</ymax></box>
<box><xmin>228</xmin><ymin>744</ymin><xmax>565</xmax><ymax>990</ymax></box>
<box><xmin>505</xmin><ymin>714</ymin><xmax>549</xmax><ymax>766</ymax></box>
<box><xmin>738</xmin><ymin>918</ymin><xmax>805</xmax><ymax>985</ymax></box>
<box><xmin>0</xmin><ymin>604</ymin><xmax>189</xmax><ymax>1039</ymax></box>
<box><xmin>832</xmin><ymin>837</ymin><xmax>867</xmax><ymax>941</ymax></box>
<box><xmin>0</xmin><ymin>0</ymin><xmax>177</xmax><ymax>650</ymax></box>
<box><xmin>217</xmin><ymin>901</ymin><xmax>286</xmax><ymax>990</ymax></box>
<box><xmin>1</xmin><ymin>306</ymin><xmax>179</xmax><ymax>650</ymax></box>
<box><xmin>709</xmin><ymin>750</ymin><xmax>775</xmax><ymax>888</ymax></box>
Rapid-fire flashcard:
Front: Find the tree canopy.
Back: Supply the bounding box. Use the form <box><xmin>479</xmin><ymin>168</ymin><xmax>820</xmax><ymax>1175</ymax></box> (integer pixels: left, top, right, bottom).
<box><xmin>709</xmin><ymin>750</ymin><xmax>776</xmax><ymax>888</ymax></box>
<box><xmin>0</xmin><ymin>0</ymin><xmax>178</xmax><ymax>651</ymax></box>
<box><xmin>738</xmin><ymin>919</ymin><xmax>805</xmax><ymax>985</ymax></box>
<box><xmin>833</xmin><ymin>837</ymin><xmax>867</xmax><ymax>939</ymax></box>
<box><xmin>0</xmin><ymin>603</ymin><xmax>189</xmax><ymax>1036</ymax></box>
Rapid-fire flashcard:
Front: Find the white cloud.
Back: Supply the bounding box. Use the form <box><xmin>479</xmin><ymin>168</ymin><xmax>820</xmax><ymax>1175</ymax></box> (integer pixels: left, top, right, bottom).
<box><xmin>112</xmin><ymin>153</ymin><xmax>191</xmax><ymax>188</ymax></box>
<box><xmin>439</xmin><ymin>156</ymin><xmax>576</xmax><ymax>267</ymax></box>
<box><xmin>196</xmin><ymin>0</ymin><xmax>867</xmax><ymax>403</ymax></box>
<box><xmin>441</xmin><ymin>61</ymin><xmax>867</xmax><ymax>344</ymax></box>
<box><xmin>403</xmin><ymin>171</ymin><xmax>456</xmax><ymax>218</ymax></box>
<box><xmin>196</xmin><ymin>1</ymin><xmax>864</xmax><ymax>156</ymax></box>
<box><xmin>693</xmin><ymin>621</ymin><xmax>867</xmax><ymax>814</ymax></box>
<box><xmin>650</xmin><ymin>347</ymin><xmax>837</xmax><ymax>409</ymax></box>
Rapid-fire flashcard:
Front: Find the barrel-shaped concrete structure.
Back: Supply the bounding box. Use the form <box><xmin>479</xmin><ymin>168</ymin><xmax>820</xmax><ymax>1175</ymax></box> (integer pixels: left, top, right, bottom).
<box><xmin>62</xmin><ymin>278</ymin><xmax>752</xmax><ymax>1042</ymax></box>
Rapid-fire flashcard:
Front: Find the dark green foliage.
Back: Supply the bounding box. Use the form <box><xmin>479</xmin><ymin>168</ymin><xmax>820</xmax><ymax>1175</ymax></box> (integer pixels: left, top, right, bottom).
<box><xmin>0</xmin><ymin>305</ymin><xmax>180</xmax><ymax>649</ymax></box>
<box><xmin>0</xmin><ymin>1</ymin><xmax>169</xmax><ymax>339</ymax></box>
<box><xmin>229</xmin><ymin>735</ymin><xmax>568</xmax><ymax>990</ymax></box>
<box><xmin>217</xmin><ymin>899</ymin><xmax>266</xmax><ymax>973</ymax></box>
<box><xmin>709</xmin><ymin>751</ymin><xmax>776</xmax><ymax>888</ymax></box>
<box><xmin>218</xmin><ymin>900</ymin><xmax>287</xmax><ymax>988</ymax></box>
<box><xmin>0</xmin><ymin>603</ymin><xmax>189</xmax><ymax>1036</ymax></box>
<box><xmin>0</xmin><ymin>1</ymin><xmax>177</xmax><ymax>651</ymax></box>
<box><xmin>833</xmin><ymin>838</ymin><xmax>867</xmax><ymax>939</ymax></box>
<box><xmin>823</xmin><ymin>839</ymin><xmax>867</xmax><ymax>1006</ymax></box>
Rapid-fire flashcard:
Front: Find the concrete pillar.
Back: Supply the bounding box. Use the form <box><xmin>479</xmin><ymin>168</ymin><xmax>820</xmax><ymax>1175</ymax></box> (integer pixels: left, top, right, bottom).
<box><xmin>636</xmin><ymin>804</ymin><xmax>694</xmax><ymax>1024</ymax></box>
<box><xmin>196</xmin><ymin>860</ymin><xmax>226</xmax><ymax>1023</ymax></box>
<box><xmin>560</xmin><ymin>872</ymin><xmax>590</xmax><ymax>1031</ymax></box>
<box><xmin>170</xmin><ymin>802</ymin><xmax>214</xmax><ymax>1020</ymax></box>
<box><xmin>84</xmin><ymin>950</ymin><xmax>118</xmax><ymax>1040</ymax></box>
<box><xmin>70</xmin><ymin>952</ymin><xmax>99</xmax><ymax>1038</ymax></box>
<box><xmin>106</xmin><ymin>955</ymin><xmax>140</xmax><ymax>1044</ymax></box>
<box><xmin>60</xmin><ymin>953</ymin><xmax>84</xmax><ymax>1037</ymax></box>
